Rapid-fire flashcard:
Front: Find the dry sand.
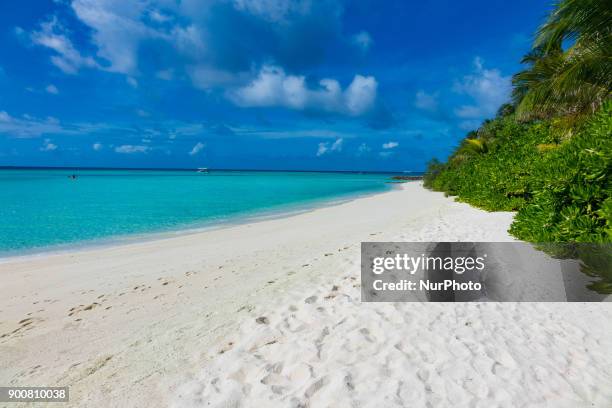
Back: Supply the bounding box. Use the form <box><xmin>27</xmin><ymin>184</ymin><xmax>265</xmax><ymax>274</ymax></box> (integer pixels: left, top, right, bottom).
<box><xmin>1</xmin><ymin>182</ymin><xmax>611</xmax><ymax>407</ymax></box>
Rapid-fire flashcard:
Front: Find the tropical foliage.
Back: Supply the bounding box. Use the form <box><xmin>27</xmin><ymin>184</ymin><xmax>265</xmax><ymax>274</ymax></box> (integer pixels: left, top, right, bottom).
<box><xmin>512</xmin><ymin>0</ymin><xmax>611</xmax><ymax>120</ymax></box>
<box><xmin>423</xmin><ymin>0</ymin><xmax>612</xmax><ymax>292</ymax></box>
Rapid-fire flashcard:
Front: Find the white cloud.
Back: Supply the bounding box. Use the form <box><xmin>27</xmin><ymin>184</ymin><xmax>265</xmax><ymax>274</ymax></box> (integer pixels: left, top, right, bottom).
<box><xmin>316</xmin><ymin>138</ymin><xmax>343</xmax><ymax>156</ymax></box>
<box><xmin>331</xmin><ymin>138</ymin><xmax>343</xmax><ymax>151</ymax></box>
<box><xmin>231</xmin><ymin>66</ymin><xmax>309</xmax><ymax>109</ymax></box>
<box><xmin>0</xmin><ymin>111</ymin><xmax>68</xmax><ymax>138</ymax></box>
<box><xmin>230</xmin><ymin>66</ymin><xmax>377</xmax><ymax>116</ymax></box>
<box><xmin>352</xmin><ymin>31</ymin><xmax>372</xmax><ymax>52</ymax></box>
<box><xmin>414</xmin><ymin>90</ymin><xmax>438</xmax><ymax>111</ymax></box>
<box><xmin>382</xmin><ymin>141</ymin><xmax>399</xmax><ymax>149</ymax></box>
<box><xmin>453</xmin><ymin>57</ymin><xmax>511</xmax><ymax>119</ymax></box>
<box><xmin>344</xmin><ymin>75</ymin><xmax>377</xmax><ymax>116</ymax></box>
<box><xmin>40</xmin><ymin>138</ymin><xmax>58</xmax><ymax>151</ymax></box>
<box><xmin>30</xmin><ymin>17</ymin><xmax>98</xmax><ymax>74</ymax></box>
<box><xmin>148</xmin><ymin>9</ymin><xmax>172</xmax><ymax>23</ymax></box>
<box><xmin>357</xmin><ymin>142</ymin><xmax>371</xmax><ymax>155</ymax></box>
<box><xmin>172</xmin><ymin>25</ymin><xmax>206</xmax><ymax>59</ymax></box>
<box><xmin>27</xmin><ymin>3</ymin><xmax>171</xmax><ymax>76</ymax></box>
<box><xmin>70</xmin><ymin>0</ymin><xmax>170</xmax><ymax>75</ymax></box>
<box><xmin>45</xmin><ymin>84</ymin><xmax>59</xmax><ymax>94</ymax></box>
<box><xmin>93</xmin><ymin>142</ymin><xmax>103</xmax><ymax>151</ymax></box>
<box><xmin>20</xmin><ymin>0</ymin><xmax>352</xmax><ymax>101</ymax></box>
<box><xmin>316</xmin><ymin>142</ymin><xmax>328</xmax><ymax>156</ymax></box>
<box><xmin>189</xmin><ymin>141</ymin><xmax>205</xmax><ymax>156</ymax></box>
<box><xmin>115</xmin><ymin>144</ymin><xmax>150</xmax><ymax>154</ymax></box>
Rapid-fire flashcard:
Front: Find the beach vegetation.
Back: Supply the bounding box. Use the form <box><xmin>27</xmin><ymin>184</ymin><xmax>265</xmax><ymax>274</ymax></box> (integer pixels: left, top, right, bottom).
<box><xmin>424</xmin><ymin>0</ymin><xmax>612</xmax><ymax>292</ymax></box>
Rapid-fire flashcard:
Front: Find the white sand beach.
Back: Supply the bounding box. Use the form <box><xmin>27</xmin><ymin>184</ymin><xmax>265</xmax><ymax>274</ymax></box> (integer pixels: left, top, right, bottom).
<box><xmin>1</xmin><ymin>182</ymin><xmax>611</xmax><ymax>407</ymax></box>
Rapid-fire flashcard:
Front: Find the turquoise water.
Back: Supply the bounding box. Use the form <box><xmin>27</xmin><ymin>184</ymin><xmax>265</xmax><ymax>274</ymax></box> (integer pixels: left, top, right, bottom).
<box><xmin>0</xmin><ymin>169</ymin><xmax>393</xmax><ymax>255</ymax></box>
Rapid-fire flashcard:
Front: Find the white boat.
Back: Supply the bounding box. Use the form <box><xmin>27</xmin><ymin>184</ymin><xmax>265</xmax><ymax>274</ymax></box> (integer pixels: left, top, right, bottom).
<box><xmin>196</xmin><ymin>167</ymin><xmax>209</xmax><ymax>173</ymax></box>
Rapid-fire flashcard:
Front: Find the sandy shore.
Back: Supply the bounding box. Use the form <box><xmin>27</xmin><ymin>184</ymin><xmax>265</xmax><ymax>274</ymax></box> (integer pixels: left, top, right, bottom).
<box><xmin>1</xmin><ymin>182</ymin><xmax>611</xmax><ymax>407</ymax></box>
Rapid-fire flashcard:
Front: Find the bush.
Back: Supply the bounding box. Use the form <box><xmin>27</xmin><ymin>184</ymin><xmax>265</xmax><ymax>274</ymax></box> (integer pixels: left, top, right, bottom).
<box><xmin>510</xmin><ymin>104</ymin><xmax>612</xmax><ymax>243</ymax></box>
<box><xmin>424</xmin><ymin>102</ymin><xmax>612</xmax><ymax>292</ymax></box>
<box><xmin>426</xmin><ymin>115</ymin><xmax>559</xmax><ymax>211</ymax></box>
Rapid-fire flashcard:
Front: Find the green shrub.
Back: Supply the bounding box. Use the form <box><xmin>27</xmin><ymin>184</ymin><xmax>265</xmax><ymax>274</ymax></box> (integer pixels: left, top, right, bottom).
<box><xmin>424</xmin><ymin>102</ymin><xmax>612</xmax><ymax>292</ymax></box>
<box><xmin>426</xmin><ymin>115</ymin><xmax>558</xmax><ymax>211</ymax></box>
<box><xmin>509</xmin><ymin>104</ymin><xmax>612</xmax><ymax>243</ymax></box>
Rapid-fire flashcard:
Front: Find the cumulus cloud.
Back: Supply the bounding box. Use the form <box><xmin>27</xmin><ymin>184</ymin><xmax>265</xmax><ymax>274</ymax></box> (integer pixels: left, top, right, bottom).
<box><xmin>453</xmin><ymin>57</ymin><xmax>511</xmax><ymax>120</ymax></box>
<box><xmin>21</xmin><ymin>0</ymin><xmax>354</xmax><ymax>97</ymax></box>
<box><xmin>382</xmin><ymin>141</ymin><xmax>399</xmax><ymax>149</ymax></box>
<box><xmin>29</xmin><ymin>17</ymin><xmax>98</xmax><ymax>74</ymax></box>
<box><xmin>345</xmin><ymin>75</ymin><xmax>378</xmax><ymax>115</ymax></box>
<box><xmin>70</xmin><ymin>0</ymin><xmax>167</xmax><ymax>75</ymax></box>
<box><xmin>352</xmin><ymin>31</ymin><xmax>372</xmax><ymax>52</ymax></box>
<box><xmin>316</xmin><ymin>138</ymin><xmax>343</xmax><ymax>156</ymax></box>
<box><xmin>93</xmin><ymin>142</ymin><xmax>103</xmax><ymax>151</ymax></box>
<box><xmin>189</xmin><ymin>141</ymin><xmax>205</xmax><ymax>156</ymax></box>
<box><xmin>27</xmin><ymin>2</ymin><xmax>170</xmax><ymax>76</ymax></box>
<box><xmin>230</xmin><ymin>66</ymin><xmax>377</xmax><ymax>116</ymax></box>
<box><xmin>414</xmin><ymin>90</ymin><xmax>438</xmax><ymax>111</ymax></box>
<box><xmin>45</xmin><ymin>84</ymin><xmax>59</xmax><ymax>94</ymax></box>
<box><xmin>115</xmin><ymin>144</ymin><xmax>150</xmax><ymax>154</ymax></box>
<box><xmin>40</xmin><ymin>138</ymin><xmax>58</xmax><ymax>151</ymax></box>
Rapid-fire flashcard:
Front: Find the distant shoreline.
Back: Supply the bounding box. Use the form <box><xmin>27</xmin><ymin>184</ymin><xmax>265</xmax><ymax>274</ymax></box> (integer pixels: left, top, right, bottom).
<box><xmin>0</xmin><ymin>165</ymin><xmax>423</xmax><ymax>175</ymax></box>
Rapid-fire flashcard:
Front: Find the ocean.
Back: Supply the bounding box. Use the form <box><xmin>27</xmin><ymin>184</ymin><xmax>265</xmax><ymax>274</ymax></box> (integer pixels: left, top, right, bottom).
<box><xmin>0</xmin><ymin>168</ymin><xmax>396</xmax><ymax>255</ymax></box>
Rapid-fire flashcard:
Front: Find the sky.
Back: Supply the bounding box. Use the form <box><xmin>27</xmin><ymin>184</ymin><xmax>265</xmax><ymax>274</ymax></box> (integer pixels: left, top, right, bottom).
<box><xmin>0</xmin><ymin>0</ymin><xmax>552</xmax><ymax>171</ymax></box>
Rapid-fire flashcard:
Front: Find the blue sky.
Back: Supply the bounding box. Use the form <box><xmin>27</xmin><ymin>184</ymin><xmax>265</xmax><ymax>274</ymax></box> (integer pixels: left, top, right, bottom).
<box><xmin>0</xmin><ymin>0</ymin><xmax>551</xmax><ymax>171</ymax></box>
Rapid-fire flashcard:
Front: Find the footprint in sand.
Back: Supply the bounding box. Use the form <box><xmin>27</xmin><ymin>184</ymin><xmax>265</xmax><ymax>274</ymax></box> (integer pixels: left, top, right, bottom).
<box><xmin>68</xmin><ymin>302</ymin><xmax>100</xmax><ymax>317</ymax></box>
<box><xmin>2</xmin><ymin>317</ymin><xmax>41</xmax><ymax>338</ymax></box>
<box><xmin>256</xmin><ymin>316</ymin><xmax>270</xmax><ymax>325</ymax></box>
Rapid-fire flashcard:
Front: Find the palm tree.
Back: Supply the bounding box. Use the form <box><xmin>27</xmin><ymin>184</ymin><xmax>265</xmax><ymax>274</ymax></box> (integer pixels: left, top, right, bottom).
<box><xmin>513</xmin><ymin>0</ymin><xmax>611</xmax><ymax>120</ymax></box>
<box><xmin>512</xmin><ymin>46</ymin><xmax>565</xmax><ymax>119</ymax></box>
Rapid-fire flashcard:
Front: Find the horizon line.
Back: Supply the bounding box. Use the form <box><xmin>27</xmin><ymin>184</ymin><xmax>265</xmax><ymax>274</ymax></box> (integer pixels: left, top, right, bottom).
<box><xmin>0</xmin><ymin>165</ymin><xmax>422</xmax><ymax>175</ymax></box>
